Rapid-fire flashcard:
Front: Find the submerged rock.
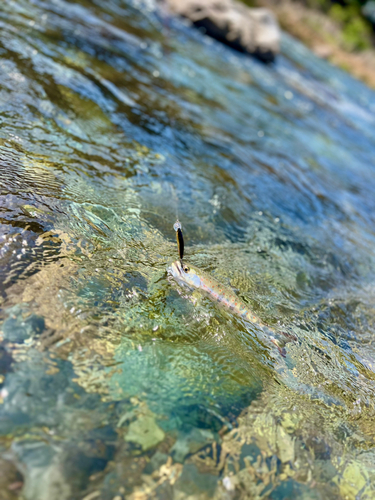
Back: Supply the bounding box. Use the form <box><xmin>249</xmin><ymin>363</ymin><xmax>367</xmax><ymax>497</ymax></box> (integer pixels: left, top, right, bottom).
<box><xmin>174</xmin><ymin>463</ymin><xmax>218</xmax><ymax>498</ymax></box>
<box><xmin>171</xmin><ymin>427</ymin><xmax>215</xmax><ymax>463</ymax></box>
<box><xmin>125</xmin><ymin>414</ymin><xmax>165</xmax><ymax>451</ymax></box>
<box><xmin>23</xmin><ymin>463</ymin><xmax>71</xmax><ymax>500</ymax></box>
<box><xmin>334</xmin><ymin>460</ymin><xmax>372</xmax><ymax>500</ymax></box>
<box><xmin>0</xmin><ymin>458</ymin><xmax>24</xmax><ymax>500</ymax></box>
<box><xmin>2</xmin><ymin>306</ymin><xmax>45</xmax><ymax>344</ymax></box>
<box><xmin>144</xmin><ymin>451</ymin><xmax>169</xmax><ymax>474</ymax></box>
<box><xmin>162</xmin><ymin>0</ymin><xmax>280</xmax><ymax>62</ymax></box>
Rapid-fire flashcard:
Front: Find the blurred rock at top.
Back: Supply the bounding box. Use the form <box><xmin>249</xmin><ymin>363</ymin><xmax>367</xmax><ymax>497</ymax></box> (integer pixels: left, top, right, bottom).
<box><xmin>160</xmin><ymin>0</ymin><xmax>280</xmax><ymax>61</ymax></box>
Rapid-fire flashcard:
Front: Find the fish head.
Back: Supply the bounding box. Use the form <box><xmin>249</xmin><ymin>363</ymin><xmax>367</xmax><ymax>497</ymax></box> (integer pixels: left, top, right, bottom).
<box><xmin>170</xmin><ymin>260</ymin><xmax>202</xmax><ymax>289</ymax></box>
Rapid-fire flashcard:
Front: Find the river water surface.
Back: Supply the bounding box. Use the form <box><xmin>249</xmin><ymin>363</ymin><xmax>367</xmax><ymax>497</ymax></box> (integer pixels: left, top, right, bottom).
<box><xmin>1</xmin><ymin>1</ymin><xmax>375</xmax><ymax>499</ymax></box>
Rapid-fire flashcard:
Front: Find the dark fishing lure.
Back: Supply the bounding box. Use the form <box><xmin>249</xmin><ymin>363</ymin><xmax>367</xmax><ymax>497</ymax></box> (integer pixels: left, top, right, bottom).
<box><xmin>173</xmin><ymin>219</ymin><xmax>184</xmax><ymax>260</ymax></box>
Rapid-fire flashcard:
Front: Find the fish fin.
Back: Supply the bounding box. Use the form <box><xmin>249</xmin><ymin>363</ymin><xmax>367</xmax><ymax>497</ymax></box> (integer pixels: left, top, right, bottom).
<box><xmin>270</xmin><ymin>336</ymin><xmax>287</xmax><ymax>358</ymax></box>
<box><xmin>281</xmin><ymin>331</ymin><xmax>297</xmax><ymax>342</ymax></box>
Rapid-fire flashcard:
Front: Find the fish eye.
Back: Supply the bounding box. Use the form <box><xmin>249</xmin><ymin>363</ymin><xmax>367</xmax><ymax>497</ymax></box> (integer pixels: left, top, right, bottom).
<box><xmin>183</xmin><ymin>265</ymin><xmax>190</xmax><ymax>273</ymax></box>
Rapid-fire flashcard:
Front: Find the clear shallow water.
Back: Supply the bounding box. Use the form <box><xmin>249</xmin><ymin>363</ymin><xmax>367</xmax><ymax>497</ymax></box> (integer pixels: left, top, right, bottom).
<box><xmin>1</xmin><ymin>0</ymin><xmax>375</xmax><ymax>498</ymax></box>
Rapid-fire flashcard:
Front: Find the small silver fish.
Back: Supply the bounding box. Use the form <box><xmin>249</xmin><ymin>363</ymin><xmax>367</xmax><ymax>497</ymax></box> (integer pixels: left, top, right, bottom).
<box><xmin>170</xmin><ymin>260</ymin><xmax>294</xmax><ymax>355</ymax></box>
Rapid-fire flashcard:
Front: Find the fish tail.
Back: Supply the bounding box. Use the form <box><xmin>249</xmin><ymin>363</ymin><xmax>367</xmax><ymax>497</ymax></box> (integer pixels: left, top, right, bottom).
<box><xmin>268</xmin><ymin>328</ymin><xmax>297</xmax><ymax>358</ymax></box>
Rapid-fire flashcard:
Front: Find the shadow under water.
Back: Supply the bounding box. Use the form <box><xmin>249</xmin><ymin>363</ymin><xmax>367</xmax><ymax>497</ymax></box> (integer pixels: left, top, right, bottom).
<box><xmin>1</xmin><ymin>0</ymin><xmax>375</xmax><ymax>498</ymax></box>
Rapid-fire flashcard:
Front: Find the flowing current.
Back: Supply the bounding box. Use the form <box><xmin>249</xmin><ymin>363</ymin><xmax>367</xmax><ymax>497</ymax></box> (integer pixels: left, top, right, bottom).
<box><xmin>1</xmin><ymin>1</ymin><xmax>375</xmax><ymax>499</ymax></box>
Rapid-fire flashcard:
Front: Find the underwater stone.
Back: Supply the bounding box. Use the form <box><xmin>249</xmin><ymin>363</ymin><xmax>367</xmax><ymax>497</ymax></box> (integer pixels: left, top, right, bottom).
<box><xmin>11</xmin><ymin>441</ymin><xmax>56</xmax><ymax>469</ymax></box>
<box><xmin>276</xmin><ymin>425</ymin><xmax>295</xmax><ymax>463</ymax></box>
<box><xmin>238</xmin><ymin>441</ymin><xmax>261</xmax><ymax>469</ymax></box>
<box><xmin>144</xmin><ymin>451</ymin><xmax>169</xmax><ymax>474</ymax></box>
<box><xmin>2</xmin><ymin>308</ymin><xmax>45</xmax><ymax>343</ymax></box>
<box><xmin>0</xmin><ymin>458</ymin><xmax>24</xmax><ymax>500</ymax></box>
<box><xmin>0</xmin><ymin>344</ymin><xmax>13</xmax><ymax>378</ymax></box>
<box><xmin>154</xmin><ymin>480</ymin><xmax>174</xmax><ymax>500</ymax></box>
<box><xmin>335</xmin><ymin>460</ymin><xmax>370</xmax><ymax>500</ymax></box>
<box><xmin>171</xmin><ymin>427</ymin><xmax>215</xmax><ymax>463</ymax></box>
<box><xmin>313</xmin><ymin>459</ymin><xmax>337</xmax><ymax>484</ymax></box>
<box><xmin>14</xmin><ymin>436</ymin><xmax>115</xmax><ymax>500</ymax></box>
<box><xmin>23</xmin><ymin>463</ymin><xmax>71</xmax><ymax>500</ymax></box>
<box><xmin>125</xmin><ymin>415</ymin><xmax>165</xmax><ymax>451</ymax></box>
<box><xmin>269</xmin><ymin>480</ymin><xmax>322</xmax><ymax>500</ymax></box>
<box><xmin>0</xmin><ymin>351</ymin><xmax>102</xmax><ymax>435</ymax></box>
<box><xmin>174</xmin><ymin>463</ymin><xmax>218</xmax><ymax>498</ymax></box>
<box><xmin>11</xmin><ymin>442</ymin><xmax>70</xmax><ymax>500</ymax></box>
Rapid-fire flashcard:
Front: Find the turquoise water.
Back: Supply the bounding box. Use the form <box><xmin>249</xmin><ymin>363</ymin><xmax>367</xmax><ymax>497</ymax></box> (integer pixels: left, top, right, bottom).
<box><xmin>1</xmin><ymin>1</ymin><xmax>375</xmax><ymax>498</ymax></box>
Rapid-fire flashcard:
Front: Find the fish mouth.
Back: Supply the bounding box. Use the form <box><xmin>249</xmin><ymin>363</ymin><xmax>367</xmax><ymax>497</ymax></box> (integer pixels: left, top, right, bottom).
<box><xmin>170</xmin><ymin>260</ymin><xmax>183</xmax><ymax>279</ymax></box>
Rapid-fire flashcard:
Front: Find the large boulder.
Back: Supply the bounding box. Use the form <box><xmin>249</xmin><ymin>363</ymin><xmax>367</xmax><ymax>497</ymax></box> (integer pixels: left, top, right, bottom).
<box><xmin>164</xmin><ymin>0</ymin><xmax>280</xmax><ymax>62</ymax></box>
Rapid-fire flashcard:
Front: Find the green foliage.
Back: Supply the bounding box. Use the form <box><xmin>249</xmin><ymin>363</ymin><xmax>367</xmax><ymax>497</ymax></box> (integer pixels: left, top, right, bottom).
<box><xmin>329</xmin><ymin>3</ymin><xmax>372</xmax><ymax>50</ymax></box>
<box><xmin>303</xmin><ymin>0</ymin><xmax>373</xmax><ymax>51</ymax></box>
<box><xmin>239</xmin><ymin>0</ymin><xmax>257</xmax><ymax>6</ymax></box>
<box><xmin>307</xmin><ymin>0</ymin><xmax>367</xmax><ymax>10</ymax></box>
<box><xmin>306</xmin><ymin>0</ymin><xmax>331</xmax><ymax>10</ymax></box>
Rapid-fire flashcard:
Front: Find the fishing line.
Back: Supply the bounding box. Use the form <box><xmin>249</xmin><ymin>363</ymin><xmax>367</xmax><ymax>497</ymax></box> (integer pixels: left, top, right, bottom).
<box><xmin>162</xmin><ymin>19</ymin><xmax>185</xmax><ymax>263</ymax></box>
<box><xmin>171</xmin><ymin>182</ymin><xmax>179</xmax><ymax>221</ymax></box>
